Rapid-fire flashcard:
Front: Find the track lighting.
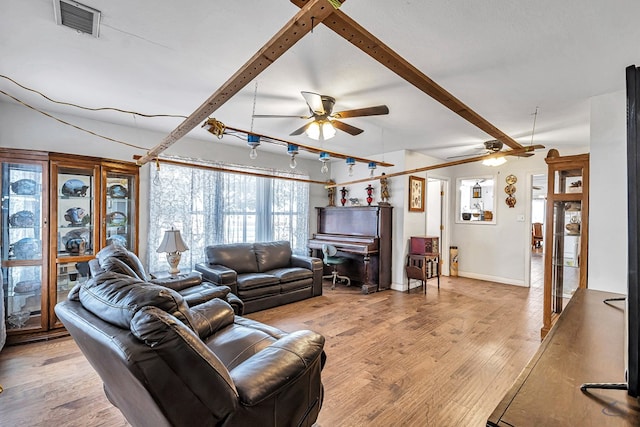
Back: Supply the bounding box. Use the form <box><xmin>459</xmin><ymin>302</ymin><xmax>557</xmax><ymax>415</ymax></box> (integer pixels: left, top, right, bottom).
<box><xmin>368</xmin><ymin>161</ymin><xmax>377</xmax><ymax>177</ymax></box>
<box><xmin>346</xmin><ymin>157</ymin><xmax>356</xmax><ymax>176</ymax></box>
<box><xmin>247</xmin><ymin>134</ymin><xmax>260</xmax><ymax>159</ymax></box>
<box><xmin>287</xmin><ymin>144</ymin><xmax>299</xmax><ymax>169</ymax></box>
<box><xmin>319</xmin><ymin>152</ymin><xmax>330</xmax><ymax>174</ymax></box>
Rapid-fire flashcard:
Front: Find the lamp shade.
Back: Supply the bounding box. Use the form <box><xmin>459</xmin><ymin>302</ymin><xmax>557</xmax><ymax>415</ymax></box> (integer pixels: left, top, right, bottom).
<box><xmin>156</xmin><ymin>228</ymin><xmax>189</xmax><ymax>254</ymax></box>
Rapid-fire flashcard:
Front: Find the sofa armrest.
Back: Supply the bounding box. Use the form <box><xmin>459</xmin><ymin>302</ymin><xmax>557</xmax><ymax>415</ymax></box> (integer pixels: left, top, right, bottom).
<box><xmin>292</xmin><ymin>255</ymin><xmax>323</xmax><ymax>297</ymax></box>
<box><xmin>150</xmin><ymin>271</ymin><xmax>203</xmax><ymax>292</ymax></box>
<box><xmin>226</xmin><ymin>292</ymin><xmax>245</xmax><ymax>315</ymax></box>
<box><xmin>230</xmin><ymin>330</ymin><xmax>325</xmax><ymax>405</ymax></box>
<box><xmin>195</xmin><ymin>263</ymin><xmax>238</xmax><ymax>293</ymax></box>
<box><xmin>189</xmin><ymin>298</ymin><xmax>236</xmax><ymax>338</ymax></box>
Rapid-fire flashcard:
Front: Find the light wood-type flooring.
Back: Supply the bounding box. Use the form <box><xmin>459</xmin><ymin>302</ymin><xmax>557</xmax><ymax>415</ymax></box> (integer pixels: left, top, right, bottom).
<box><xmin>0</xmin><ymin>275</ymin><xmax>544</xmax><ymax>426</ymax></box>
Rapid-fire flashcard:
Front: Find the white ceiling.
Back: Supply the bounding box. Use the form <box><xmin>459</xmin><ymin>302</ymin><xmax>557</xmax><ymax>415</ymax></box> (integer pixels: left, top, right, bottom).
<box><xmin>1</xmin><ymin>0</ymin><xmax>639</xmax><ymax>161</ymax></box>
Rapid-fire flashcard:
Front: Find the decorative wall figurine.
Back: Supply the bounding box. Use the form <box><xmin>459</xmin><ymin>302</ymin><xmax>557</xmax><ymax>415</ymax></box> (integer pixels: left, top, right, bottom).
<box><xmin>365</xmin><ymin>184</ymin><xmax>374</xmax><ymax>206</ymax></box>
<box><xmin>326</xmin><ymin>180</ymin><xmax>336</xmax><ymax>206</ymax></box>
<box><xmin>340</xmin><ymin>187</ymin><xmax>348</xmax><ymax>206</ymax></box>
<box><xmin>379</xmin><ymin>173</ymin><xmax>390</xmax><ymax>205</ymax></box>
<box><xmin>505</xmin><ymin>174</ymin><xmax>517</xmax><ymax>208</ymax></box>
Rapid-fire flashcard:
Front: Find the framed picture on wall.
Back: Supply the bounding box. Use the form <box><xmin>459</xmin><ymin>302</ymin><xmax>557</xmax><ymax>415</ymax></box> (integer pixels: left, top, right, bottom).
<box><xmin>409</xmin><ymin>175</ymin><xmax>425</xmax><ymax>212</ymax></box>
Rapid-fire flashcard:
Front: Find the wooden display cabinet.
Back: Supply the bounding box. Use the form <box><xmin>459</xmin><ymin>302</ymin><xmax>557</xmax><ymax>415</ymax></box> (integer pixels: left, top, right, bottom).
<box><xmin>541</xmin><ymin>150</ymin><xmax>589</xmax><ymax>339</ymax></box>
<box><xmin>2</xmin><ymin>149</ymin><xmax>139</xmax><ymax>344</ymax></box>
<box><xmin>1</xmin><ymin>149</ymin><xmax>50</xmax><ymax>337</ymax></box>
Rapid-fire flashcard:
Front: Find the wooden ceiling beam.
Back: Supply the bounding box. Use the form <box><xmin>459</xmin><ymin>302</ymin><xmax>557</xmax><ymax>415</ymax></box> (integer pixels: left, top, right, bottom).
<box><xmin>290</xmin><ymin>0</ymin><xmax>524</xmax><ymax>150</ymax></box>
<box><xmin>136</xmin><ymin>0</ymin><xmax>344</xmax><ymax>165</ymax></box>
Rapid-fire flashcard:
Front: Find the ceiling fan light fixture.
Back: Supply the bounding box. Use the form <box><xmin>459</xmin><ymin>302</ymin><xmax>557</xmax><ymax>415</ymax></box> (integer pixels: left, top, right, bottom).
<box><xmin>482</xmin><ymin>157</ymin><xmax>507</xmax><ymax>167</ymax></box>
<box><xmin>306</xmin><ymin>121</ymin><xmax>336</xmax><ymax>140</ymax></box>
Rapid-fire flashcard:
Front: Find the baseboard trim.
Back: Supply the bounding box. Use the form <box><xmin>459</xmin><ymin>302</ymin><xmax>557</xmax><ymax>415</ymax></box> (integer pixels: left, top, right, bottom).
<box><xmin>457</xmin><ymin>271</ymin><xmax>526</xmax><ymax>287</ymax></box>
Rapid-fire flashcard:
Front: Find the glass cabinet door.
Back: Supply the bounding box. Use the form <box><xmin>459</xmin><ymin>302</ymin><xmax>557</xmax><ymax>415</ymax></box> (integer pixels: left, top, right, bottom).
<box><xmin>2</xmin><ymin>159</ymin><xmax>48</xmax><ymax>333</ymax></box>
<box><xmin>550</xmin><ymin>200</ymin><xmax>582</xmax><ymax>314</ymax></box>
<box><xmin>104</xmin><ymin>168</ymin><xmax>137</xmax><ymax>252</ymax></box>
<box><xmin>51</xmin><ymin>162</ymin><xmax>99</xmax><ymax>327</ymax></box>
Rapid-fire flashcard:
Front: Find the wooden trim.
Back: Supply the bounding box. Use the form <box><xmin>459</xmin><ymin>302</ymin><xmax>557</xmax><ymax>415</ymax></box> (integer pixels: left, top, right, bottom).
<box><xmin>136</xmin><ymin>0</ymin><xmax>341</xmax><ymax>165</ymax></box>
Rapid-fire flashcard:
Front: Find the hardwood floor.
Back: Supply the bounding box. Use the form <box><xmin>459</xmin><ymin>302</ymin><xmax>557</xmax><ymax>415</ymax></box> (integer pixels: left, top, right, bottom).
<box><xmin>0</xmin><ymin>276</ymin><xmax>543</xmax><ymax>427</ymax></box>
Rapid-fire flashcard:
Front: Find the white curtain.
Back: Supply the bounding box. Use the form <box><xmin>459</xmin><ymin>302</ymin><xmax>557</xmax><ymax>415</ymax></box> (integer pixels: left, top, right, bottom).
<box><xmin>147</xmin><ymin>159</ymin><xmax>309</xmax><ymax>274</ymax></box>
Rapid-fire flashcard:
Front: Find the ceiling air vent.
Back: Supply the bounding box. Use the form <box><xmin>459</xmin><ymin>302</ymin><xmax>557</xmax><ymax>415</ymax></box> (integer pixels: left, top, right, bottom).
<box><xmin>53</xmin><ymin>0</ymin><xmax>101</xmax><ymax>37</ymax></box>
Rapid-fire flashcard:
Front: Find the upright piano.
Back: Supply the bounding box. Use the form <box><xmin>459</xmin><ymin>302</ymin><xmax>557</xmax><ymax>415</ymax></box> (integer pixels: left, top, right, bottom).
<box><xmin>308</xmin><ymin>205</ymin><xmax>392</xmax><ymax>293</ymax></box>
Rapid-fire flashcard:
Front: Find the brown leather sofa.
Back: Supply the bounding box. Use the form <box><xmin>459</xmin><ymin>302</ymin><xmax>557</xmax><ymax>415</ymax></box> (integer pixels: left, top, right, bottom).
<box><xmin>91</xmin><ymin>244</ymin><xmax>244</xmax><ymax>314</ymax></box>
<box><xmin>55</xmin><ymin>260</ymin><xmax>326</xmax><ymax>427</ymax></box>
<box><xmin>195</xmin><ymin>241</ymin><xmax>323</xmax><ymax>314</ymax></box>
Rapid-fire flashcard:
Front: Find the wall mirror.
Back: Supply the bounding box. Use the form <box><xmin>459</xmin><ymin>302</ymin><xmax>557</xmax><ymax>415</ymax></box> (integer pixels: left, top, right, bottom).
<box><xmin>456</xmin><ymin>176</ymin><xmax>496</xmax><ymax>224</ymax></box>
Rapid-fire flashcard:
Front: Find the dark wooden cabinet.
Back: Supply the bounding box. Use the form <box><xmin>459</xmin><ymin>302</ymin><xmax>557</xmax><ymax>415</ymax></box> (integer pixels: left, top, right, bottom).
<box><xmin>409</xmin><ymin>236</ymin><xmax>439</xmax><ymax>255</ymax></box>
<box><xmin>2</xmin><ymin>149</ymin><xmax>139</xmax><ymax>344</ymax></box>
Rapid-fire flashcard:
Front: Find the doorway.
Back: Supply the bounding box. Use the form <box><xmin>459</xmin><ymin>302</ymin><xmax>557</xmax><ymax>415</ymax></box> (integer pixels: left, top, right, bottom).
<box><xmin>426</xmin><ymin>176</ymin><xmax>449</xmax><ymax>275</ymax></box>
<box><xmin>530</xmin><ymin>174</ymin><xmax>546</xmax><ymax>288</ymax></box>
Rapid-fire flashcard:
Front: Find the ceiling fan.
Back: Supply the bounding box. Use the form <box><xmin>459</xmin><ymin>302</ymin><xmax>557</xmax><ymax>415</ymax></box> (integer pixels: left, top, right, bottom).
<box><xmin>252</xmin><ymin>91</ymin><xmax>389</xmax><ymax>140</ymax></box>
<box><xmin>448</xmin><ymin>140</ymin><xmax>505</xmax><ymax>159</ymax></box>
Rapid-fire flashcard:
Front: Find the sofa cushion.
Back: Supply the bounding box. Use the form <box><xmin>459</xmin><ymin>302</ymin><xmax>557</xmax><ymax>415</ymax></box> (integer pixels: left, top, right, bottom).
<box><xmin>237</xmin><ymin>284</ymin><xmax>281</xmax><ymax>301</ymax></box>
<box><xmin>79</xmin><ymin>272</ymin><xmax>195</xmax><ymax>330</ymax></box>
<box><xmin>237</xmin><ymin>273</ymin><xmax>280</xmax><ymax>290</ymax></box>
<box><xmin>268</xmin><ymin>267</ymin><xmax>313</xmax><ymax>283</ymax></box>
<box><xmin>254</xmin><ymin>241</ymin><xmax>292</xmax><ymax>273</ymax></box>
<box><xmin>205</xmin><ymin>243</ymin><xmax>258</xmax><ymax>274</ymax></box>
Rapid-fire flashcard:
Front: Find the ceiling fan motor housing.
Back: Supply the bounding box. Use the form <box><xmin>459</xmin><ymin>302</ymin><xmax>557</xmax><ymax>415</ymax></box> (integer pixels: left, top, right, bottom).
<box><xmin>485</xmin><ymin>140</ymin><xmax>504</xmax><ymax>152</ymax></box>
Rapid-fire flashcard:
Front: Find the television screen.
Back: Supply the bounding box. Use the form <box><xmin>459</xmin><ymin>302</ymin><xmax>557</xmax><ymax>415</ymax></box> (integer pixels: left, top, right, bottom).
<box><xmin>626</xmin><ymin>64</ymin><xmax>640</xmax><ymax>398</ymax></box>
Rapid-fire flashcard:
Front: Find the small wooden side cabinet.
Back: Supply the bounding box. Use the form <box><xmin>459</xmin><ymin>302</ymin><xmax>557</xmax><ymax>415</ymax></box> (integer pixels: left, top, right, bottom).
<box><xmin>405</xmin><ymin>253</ymin><xmax>440</xmax><ymax>293</ymax></box>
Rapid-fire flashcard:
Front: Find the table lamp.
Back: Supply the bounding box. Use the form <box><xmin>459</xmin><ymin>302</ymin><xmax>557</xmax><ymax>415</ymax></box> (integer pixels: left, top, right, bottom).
<box><xmin>156</xmin><ymin>228</ymin><xmax>189</xmax><ymax>274</ymax></box>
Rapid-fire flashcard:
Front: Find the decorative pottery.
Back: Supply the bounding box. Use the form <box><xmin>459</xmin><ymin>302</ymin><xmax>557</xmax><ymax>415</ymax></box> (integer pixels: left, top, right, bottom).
<box><xmin>566</xmin><ymin>217</ymin><xmax>580</xmax><ymax>235</ymax></box>
<box><xmin>62</xmin><ymin>179</ymin><xmax>89</xmax><ymax>197</ymax></box>
<box><xmin>64</xmin><ymin>207</ymin><xmax>86</xmax><ymax>226</ymax></box>
<box><xmin>9</xmin><ymin>210</ymin><xmax>35</xmax><ymax>227</ymax></box>
<box><xmin>106</xmin><ymin>211</ymin><xmax>127</xmax><ymax>226</ymax></box>
<box><xmin>107</xmin><ymin>234</ymin><xmax>127</xmax><ymax>248</ymax></box>
<box><xmin>7</xmin><ymin>311</ymin><xmax>30</xmax><ymax>328</ymax></box>
<box><xmin>108</xmin><ymin>184</ymin><xmax>128</xmax><ymax>198</ymax></box>
<box><xmin>62</xmin><ymin>228</ymin><xmax>90</xmax><ymax>247</ymax></box>
<box><xmin>10</xmin><ymin>178</ymin><xmax>37</xmax><ymax>195</ymax></box>
<box><xmin>14</xmin><ymin>280</ymin><xmax>41</xmax><ymax>294</ymax></box>
<box><xmin>462</xmin><ymin>212</ymin><xmax>471</xmax><ymax>220</ymax></box>
<box><xmin>11</xmin><ymin>237</ymin><xmax>41</xmax><ymax>259</ymax></box>
<box><xmin>66</xmin><ymin>238</ymin><xmax>86</xmax><ymax>255</ymax></box>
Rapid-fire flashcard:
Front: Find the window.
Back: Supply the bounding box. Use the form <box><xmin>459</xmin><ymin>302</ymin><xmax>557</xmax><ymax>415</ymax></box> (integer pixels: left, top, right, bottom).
<box><xmin>147</xmin><ymin>160</ymin><xmax>309</xmax><ymax>273</ymax></box>
<box><xmin>456</xmin><ymin>176</ymin><xmax>496</xmax><ymax>223</ymax></box>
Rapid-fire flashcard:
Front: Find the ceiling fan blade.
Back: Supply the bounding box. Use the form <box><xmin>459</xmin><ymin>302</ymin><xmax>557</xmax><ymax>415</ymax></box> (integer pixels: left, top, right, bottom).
<box><xmin>301</xmin><ymin>91</ymin><xmax>325</xmax><ymax>115</ymax></box>
<box><xmin>332</xmin><ymin>105</ymin><xmax>389</xmax><ymax>119</ymax></box>
<box><xmin>252</xmin><ymin>114</ymin><xmax>311</xmax><ymax>119</ymax></box>
<box><xmin>290</xmin><ymin>122</ymin><xmax>313</xmax><ymax>136</ymax></box>
<box><xmin>332</xmin><ymin>120</ymin><xmax>364</xmax><ymax>136</ymax></box>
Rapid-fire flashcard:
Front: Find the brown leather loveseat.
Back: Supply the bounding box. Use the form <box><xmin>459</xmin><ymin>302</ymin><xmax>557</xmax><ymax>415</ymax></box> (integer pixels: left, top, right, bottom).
<box><xmin>195</xmin><ymin>241</ymin><xmax>323</xmax><ymax>314</ymax></box>
<box><xmin>55</xmin><ymin>256</ymin><xmax>326</xmax><ymax>427</ymax></box>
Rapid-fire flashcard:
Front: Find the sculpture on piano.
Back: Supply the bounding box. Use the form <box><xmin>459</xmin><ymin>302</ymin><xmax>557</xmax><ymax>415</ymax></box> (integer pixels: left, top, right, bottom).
<box><xmin>380</xmin><ymin>173</ymin><xmax>390</xmax><ymax>205</ymax></box>
<box><xmin>326</xmin><ymin>180</ymin><xmax>336</xmax><ymax>207</ymax></box>
<box><xmin>340</xmin><ymin>187</ymin><xmax>348</xmax><ymax>206</ymax></box>
<box><xmin>365</xmin><ymin>184</ymin><xmax>374</xmax><ymax>206</ymax></box>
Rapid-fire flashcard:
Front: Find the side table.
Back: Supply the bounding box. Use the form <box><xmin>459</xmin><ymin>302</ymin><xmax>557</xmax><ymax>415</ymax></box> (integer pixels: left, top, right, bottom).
<box><xmin>405</xmin><ymin>253</ymin><xmax>440</xmax><ymax>293</ymax></box>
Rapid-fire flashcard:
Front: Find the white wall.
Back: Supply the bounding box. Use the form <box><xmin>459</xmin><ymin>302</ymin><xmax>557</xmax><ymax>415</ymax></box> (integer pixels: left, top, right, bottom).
<box><xmin>588</xmin><ymin>90</ymin><xmax>627</xmax><ymax>294</ymax></box>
